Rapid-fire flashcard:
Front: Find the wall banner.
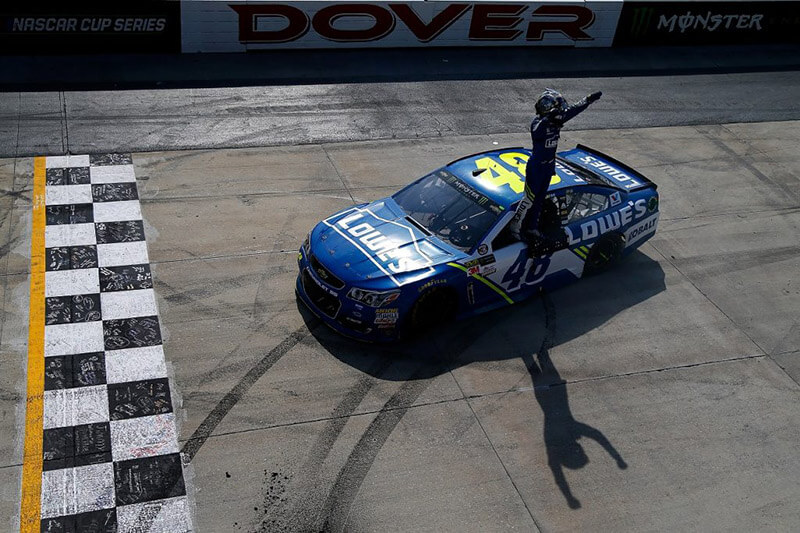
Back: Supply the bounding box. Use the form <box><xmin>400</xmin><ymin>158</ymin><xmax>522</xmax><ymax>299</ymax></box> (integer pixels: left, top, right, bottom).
<box><xmin>181</xmin><ymin>1</ymin><xmax>623</xmax><ymax>52</ymax></box>
<box><xmin>0</xmin><ymin>1</ymin><xmax>181</xmax><ymax>55</ymax></box>
<box><xmin>614</xmin><ymin>1</ymin><xmax>800</xmax><ymax>46</ymax></box>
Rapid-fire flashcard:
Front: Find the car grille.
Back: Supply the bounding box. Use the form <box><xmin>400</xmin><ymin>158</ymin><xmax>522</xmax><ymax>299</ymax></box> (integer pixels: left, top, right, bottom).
<box><xmin>301</xmin><ymin>269</ymin><xmax>341</xmax><ymax>318</ymax></box>
<box><xmin>309</xmin><ymin>254</ymin><xmax>345</xmax><ymax>289</ymax></box>
<box><xmin>338</xmin><ymin>316</ymin><xmax>371</xmax><ymax>334</ymax></box>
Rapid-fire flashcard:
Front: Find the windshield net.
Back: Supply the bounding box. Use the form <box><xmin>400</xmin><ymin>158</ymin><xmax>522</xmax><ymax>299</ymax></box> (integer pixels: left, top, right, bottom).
<box><xmin>392</xmin><ymin>170</ymin><xmax>503</xmax><ymax>252</ymax></box>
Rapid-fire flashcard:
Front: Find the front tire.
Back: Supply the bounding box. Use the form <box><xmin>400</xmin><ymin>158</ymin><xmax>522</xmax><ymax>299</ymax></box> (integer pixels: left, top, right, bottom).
<box><xmin>406</xmin><ymin>288</ymin><xmax>457</xmax><ymax>337</ymax></box>
<box><xmin>584</xmin><ymin>234</ymin><xmax>624</xmax><ymax>275</ymax></box>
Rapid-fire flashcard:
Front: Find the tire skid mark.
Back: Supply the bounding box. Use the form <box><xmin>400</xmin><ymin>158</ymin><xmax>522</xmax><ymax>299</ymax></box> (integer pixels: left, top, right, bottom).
<box><xmin>320</xmin><ymin>376</ymin><xmax>431</xmax><ymax>533</ymax></box>
<box><xmin>260</xmin><ymin>357</ymin><xmax>393</xmax><ymax>532</ymax></box>
<box><xmin>181</xmin><ymin>321</ymin><xmax>320</xmax><ymax>462</ymax></box>
<box><xmin>317</xmin><ymin>327</ymin><xmax>489</xmax><ymax>533</ymax></box>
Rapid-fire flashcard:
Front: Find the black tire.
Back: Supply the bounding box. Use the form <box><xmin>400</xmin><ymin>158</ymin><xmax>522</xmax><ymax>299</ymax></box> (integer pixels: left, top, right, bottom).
<box><xmin>584</xmin><ymin>234</ymin><xmax>624</xmax><ymax>275</ymax></box>
<box><xmin>406</xmin><ymin>288</ymin><xmax>457</xmax><ymax>337</ymax></box>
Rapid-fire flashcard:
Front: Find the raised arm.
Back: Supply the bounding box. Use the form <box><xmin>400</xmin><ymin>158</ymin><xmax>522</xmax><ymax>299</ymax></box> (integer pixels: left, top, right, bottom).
<box><xmin>562</xmin><ymin>91</ymin><xmax>602</xmax><ymax>123</ymax></box>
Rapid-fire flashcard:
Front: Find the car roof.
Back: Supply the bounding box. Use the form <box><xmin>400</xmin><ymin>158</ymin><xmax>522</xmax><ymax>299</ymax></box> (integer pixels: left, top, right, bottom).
<box><xmin>444</xmin><ymin>147</ymin><xmax>607</xmax><ymax>210</ymax></box>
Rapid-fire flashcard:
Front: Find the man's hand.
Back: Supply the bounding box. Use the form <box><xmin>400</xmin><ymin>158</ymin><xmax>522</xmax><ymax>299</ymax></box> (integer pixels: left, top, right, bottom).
<box><xmin>587</xmin><ymin>91</ymin><xmax>603</xmax><ymax>103</ymax></box>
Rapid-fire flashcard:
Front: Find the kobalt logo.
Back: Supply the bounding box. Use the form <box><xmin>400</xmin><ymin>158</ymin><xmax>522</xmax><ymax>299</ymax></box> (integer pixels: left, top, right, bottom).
<box><xmin>628</xmin><ymin>217</ymin><xmax>657</xmax><ymax>240</ymax></box>
<box><xmin>566</xmin><ymin>199</ymin><xmax>648</xmax><ymax>245</ymax></box>
<box><xmin>625</xmin><ymin>212</ymin><xmax>659</xmax><ymax>246</ymax></box>
<box><xmin>337</xmin><ymin>211</ymin><xmax>430</xmax><ymax>273</ymax></box>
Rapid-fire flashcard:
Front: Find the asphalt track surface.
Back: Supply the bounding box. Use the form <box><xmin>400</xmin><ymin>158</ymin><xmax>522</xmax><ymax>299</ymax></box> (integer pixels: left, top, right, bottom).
<box><xmin>2</xmin><ymin>46</ymin><xmax>800</xmax><ymax>532</ymax></box>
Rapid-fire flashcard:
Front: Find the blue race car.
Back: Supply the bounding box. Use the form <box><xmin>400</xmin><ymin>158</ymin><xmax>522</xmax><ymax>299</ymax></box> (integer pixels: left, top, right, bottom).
<box><xmin>297</xmin><ymin>144</ymin><xmax>659</xmax><ymax>341</ymax></box>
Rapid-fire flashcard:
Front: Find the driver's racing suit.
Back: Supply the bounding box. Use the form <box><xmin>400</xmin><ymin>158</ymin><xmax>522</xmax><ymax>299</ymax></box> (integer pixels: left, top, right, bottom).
<box><xmin>509</xmin><ymin>94</ymin><xmax>599</xmax><ymax>242</ymax></box>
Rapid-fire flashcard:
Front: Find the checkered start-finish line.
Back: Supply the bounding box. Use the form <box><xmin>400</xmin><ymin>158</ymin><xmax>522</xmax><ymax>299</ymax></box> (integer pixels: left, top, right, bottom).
<box><xmin>23</xmin><ymin>154</ymin><xmax>191</xmax><ymax>532</ymax></box>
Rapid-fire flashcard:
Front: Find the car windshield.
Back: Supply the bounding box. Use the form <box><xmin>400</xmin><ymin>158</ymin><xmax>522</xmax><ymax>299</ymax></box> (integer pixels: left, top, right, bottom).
<box><xmin>392</xmin><ymin>170</ymin><xmax>503</xmax><ymax>252</ymax></box>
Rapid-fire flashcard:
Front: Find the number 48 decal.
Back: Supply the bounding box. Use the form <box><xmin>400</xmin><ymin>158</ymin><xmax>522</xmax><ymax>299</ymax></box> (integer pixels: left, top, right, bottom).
<box><xmin>501</xmin><ymin>249</ymin><xmax>550</xmax><ymax>290</ymax></box>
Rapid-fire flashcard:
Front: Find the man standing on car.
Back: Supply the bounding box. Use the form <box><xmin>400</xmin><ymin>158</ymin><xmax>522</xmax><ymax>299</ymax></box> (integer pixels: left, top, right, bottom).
<box><xmin>510</xmin><ymin>89</ymin><xmax>602</xmax><ymax>252</ymax></box>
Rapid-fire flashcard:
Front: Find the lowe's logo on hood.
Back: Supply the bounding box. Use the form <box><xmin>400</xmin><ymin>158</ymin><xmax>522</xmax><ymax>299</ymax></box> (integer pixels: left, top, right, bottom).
<box><xmin>322</xmin><ymin>204</ymin><xmax>441</xmax><ymax>286</ymax></box>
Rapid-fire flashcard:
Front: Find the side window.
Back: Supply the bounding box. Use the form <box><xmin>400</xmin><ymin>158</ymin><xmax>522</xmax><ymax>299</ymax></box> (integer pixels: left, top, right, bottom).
<box><xmin>492</xmin><ymin>221</ymin><xmax>517</xmax><ymax>250</ymax></box>
<box><xmin>492</xmin><ymin>194</ymin><xmax>563</xmax><ymax>250</ymax></box>
<box><xmin>565</xmin><ymin>189</ymin><xmax>609</xmax><ymax>223</ymax></box>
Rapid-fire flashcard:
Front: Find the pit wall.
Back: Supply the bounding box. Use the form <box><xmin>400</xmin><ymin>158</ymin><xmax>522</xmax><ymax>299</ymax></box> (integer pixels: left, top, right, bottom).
<box><xmin>0</xmin><ymin>1</ymin><xmax>798</xmax><ymax>54</ymax></box>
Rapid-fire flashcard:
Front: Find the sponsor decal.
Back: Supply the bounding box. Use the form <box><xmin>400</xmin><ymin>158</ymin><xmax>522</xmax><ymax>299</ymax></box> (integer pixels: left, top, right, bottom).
<box><xmin>418</xmin><ymin>278</ymin><xmax>447</xmax><ymax>292</ymax></box>
<box><xmin>554</xmin><ymin>160</ymin><xmax>583</xmax><ymax>180</ymax></box>
<box><xmin>467</xmin><ymin>265</ymin><xmax>481</xmax><ymax>276</ymax></box>
<box><xmin>0</xmin><ymin>2</ymin><xmax>181</xmax><ymax>54</ymax></box>
<box><xmin>315</xmin><ymin>266</ymin><xmax>330</xmax><ymax>281</ymax></box>
<box><xmin>625</xmin><ymin>212</ymin><xmax>659</xmax><ymax>246</ymax></box>
<box><xmin>615</xmin><ymin>1</ymin><xmax>800</xmax><ymax>46</ymax></box>
<box><xmin>375</xmin><ymin>308</ymin><xmax>399</xmax><ymax>324</ymax></box>
<box><xmin>565</xmin><ymin>199</ymin><xmax>648</xmax><ymax>245</ymax></box>
<box><xmin>327</xmin><ymin>207</ymin><xmax>435</xmax><ymax>283</ymax></box>
<box><xmin>481</xmin><ymin>265</ymin><xmax>497</xmax><ymax>275</ymax></box>
<box><xmin>577</xmin><ymin>155</ymin><xmax>642</xmax><ymax>189</ymax></box>
<box><xmin>648</xmin><ymin>196</ymin><xmax>659</xmax><ymax>212</ymax></box>
<box><xmin>227</xmin><ymin>3</ymin><xmax>601</xmax><ymax>46</ymax></box>
<box><xmin>439</xmin><ymin>170</ymin><xmax>504</xmax><ymax>215</ymax></box>
<box><xmin>464</xmin><ymin>254</ymin><xmax>496</xmax><ymax>268</ymax></box>
<box><xmin>609</xmin><ymin>191</ymin><xmax>622</xmax><ymax>207</ymax></box>
<box><xmin>477</xmin><ymin>244</ymin><xmax>489</xmax><ymax>255</ymax></box>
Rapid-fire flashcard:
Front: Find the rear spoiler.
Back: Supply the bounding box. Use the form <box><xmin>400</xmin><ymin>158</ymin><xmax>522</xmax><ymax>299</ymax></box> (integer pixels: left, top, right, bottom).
<box><xmin>560</xmin><ymin>144</ymin><xmax>657</xmax><ymax>192</ymax></box>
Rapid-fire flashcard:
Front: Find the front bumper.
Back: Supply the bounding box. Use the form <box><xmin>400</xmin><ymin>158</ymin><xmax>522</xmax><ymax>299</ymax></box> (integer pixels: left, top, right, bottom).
<box><xmin>296</xmin><ymin>249</ymin><xmax>401</xmax><ymax>342</ymax></box>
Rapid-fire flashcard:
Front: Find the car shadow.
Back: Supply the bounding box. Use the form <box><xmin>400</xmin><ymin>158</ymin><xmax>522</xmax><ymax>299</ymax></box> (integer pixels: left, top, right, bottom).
<box><xmin>297</xmin><ymin>248</ymin><xmax>665</xmax><ymax>508</ymax></box>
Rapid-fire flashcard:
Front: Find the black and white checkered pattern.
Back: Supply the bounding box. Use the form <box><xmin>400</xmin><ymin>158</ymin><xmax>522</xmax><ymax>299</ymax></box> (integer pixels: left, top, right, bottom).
<box><xmin>40</xmin><ymin>154</ymin><xmax>191</xmax><ymax>532</ymax></box>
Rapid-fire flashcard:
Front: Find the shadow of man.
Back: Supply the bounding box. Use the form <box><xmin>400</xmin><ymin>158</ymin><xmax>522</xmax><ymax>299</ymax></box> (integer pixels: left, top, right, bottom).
<box><xmin>522</xmin><ymin>294</ymin><xmax>628</xmax><ymax>509</ymax></box>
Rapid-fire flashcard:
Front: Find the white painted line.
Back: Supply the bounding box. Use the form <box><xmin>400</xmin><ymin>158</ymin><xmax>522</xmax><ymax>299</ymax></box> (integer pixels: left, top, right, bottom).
<box><xmin>100</xmin><ymin>289</ymin><xmax>158</xmax><ymax>320</ymax></box>
<box><xmin>105</xmin><ymin>346</ymin><xmax>168</xmax><ymax>384</ymax></box>
<box><xmin>110</xmin><ymin>413</ymin><xmax>179</xmax><ymax>462</ymax></box>
<box><xmin>45</xmin><ymin>223</ymin><xmax>97</xmax><ymax>247</ymax></box>
<box><xmin>45</xmin><ymin>268</ymin><xmax>100</xmax><ymax>297</ymax></box>
<box><xmin>43</xmin><ymin>385</ymin><xmax>110</xmax><ymax>429</ymax></box>
<box><xmin>97</xmin><ymin>242</ymin><xmax>150</xmax><ymax>267</ymax></box>
<box><xmin>93</xmin><ymin>200</ymin><xmax>143</xmax><ymax>223</ymax></box>
<box><xmin>44</xmin><ymin>321</ymin><xmax>105</xmax><ymax>357</ymax></box>
<box><xmin>90</xmin><ymin>165</ymin><xmax>136</xmax><ymax>184</ymax></box>
<box><xmin>40</xmin><ymin>462</ymin><xmax>115</xmax><ymax>518</ymax></box>
<box><xmin>45</xmin><ymin>184</ymin><xmax>93</xmax><ymax>206</ymax></box>
<box><xmin>46</xmin><ymin>155</ymin><xmax>91</xmax><ymax>169</ymax></box>
<box><xmin>116</xmin><ymin>496</ymin><xmax>191</xmax><ymax>533</ymax></box>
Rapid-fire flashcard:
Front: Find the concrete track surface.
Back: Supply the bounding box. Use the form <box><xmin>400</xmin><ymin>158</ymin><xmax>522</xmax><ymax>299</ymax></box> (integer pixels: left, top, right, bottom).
<box><xmin>2</xmin><ymin>72</ymin><xmax>800</xmax><ymax>531</ymax></box>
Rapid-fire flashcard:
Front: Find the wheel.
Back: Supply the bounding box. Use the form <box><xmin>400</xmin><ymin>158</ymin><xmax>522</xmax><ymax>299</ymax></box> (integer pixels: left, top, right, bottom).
<box><xmin>583</xmin><ymin>234</ymin><xmax>624</xmax><ymax>275</ymax></box>
<box><xmin>406</xmin><ymin>288</ymin><xmax>457</xmax><ymax>337</ymax></box>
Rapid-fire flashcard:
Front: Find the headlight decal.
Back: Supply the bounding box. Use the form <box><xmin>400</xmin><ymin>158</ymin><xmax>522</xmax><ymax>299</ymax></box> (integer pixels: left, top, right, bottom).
<box><xmin>347</xmin><ymin>287</ymin><xmax>400</xmax><ymax>308</ymax></box>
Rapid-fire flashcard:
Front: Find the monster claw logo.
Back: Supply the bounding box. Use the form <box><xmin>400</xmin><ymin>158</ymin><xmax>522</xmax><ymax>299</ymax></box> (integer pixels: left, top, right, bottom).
<box><xmin>629</xmin><ymin>7</ymin><xmax>655</xmax><ymax>38</ymax></box>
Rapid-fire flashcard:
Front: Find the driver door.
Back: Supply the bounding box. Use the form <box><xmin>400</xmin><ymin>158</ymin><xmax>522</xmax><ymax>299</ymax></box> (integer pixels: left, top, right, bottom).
<box><xmin>481</xmin><ymin>194</ymin><xmax>567</xmax><ymax>297</ymax></box>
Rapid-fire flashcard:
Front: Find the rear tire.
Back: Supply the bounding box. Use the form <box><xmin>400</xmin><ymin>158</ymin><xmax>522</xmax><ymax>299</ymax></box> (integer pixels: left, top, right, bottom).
<box><xmin>584</xmin><ymin>234</ymin><xmax>624</xmax><ymax>275</ymax></box>
<box><xmin>406</xmin><ymin>288</ymin><xmax>457</xmax><ymax>337</ymax></box>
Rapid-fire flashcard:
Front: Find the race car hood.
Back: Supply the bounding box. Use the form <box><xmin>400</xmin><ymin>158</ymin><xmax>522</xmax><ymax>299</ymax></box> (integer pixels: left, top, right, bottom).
<box><xmin>313</xmin><ymin>199</ymin><xmax>457</xmax><ymax>287</ymax></box>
